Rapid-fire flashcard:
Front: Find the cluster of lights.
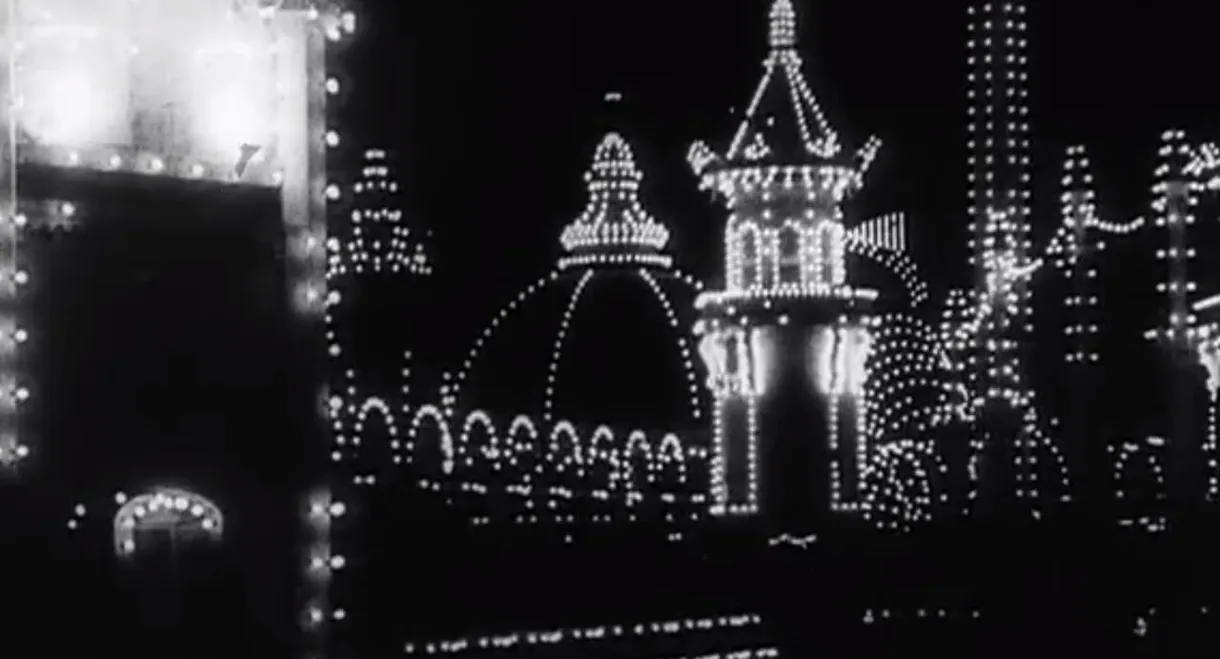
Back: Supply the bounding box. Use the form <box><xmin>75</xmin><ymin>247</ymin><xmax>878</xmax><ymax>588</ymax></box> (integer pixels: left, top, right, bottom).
<box><xmin>1133</xmin><ymin>605</ymin><xmax>1211</xmax><ymax>639</ymax></box>
<box><xmin>329</xmin><ymin>399</ymin><xmax>712</xmax><ymax>522</ymax></box>
<box><xmin>1142</xmin><ymin>131</ymin><xmax>1220</xmax><ymax>502</ymax></box>
<box><xmin>691</xmin><ymin>0</ymin><xmax>883</xmax><ymax>522</ymax></box>
<box><xmin>445</xmin><ymin>132</ymin><xmax>706</xmax><ymax>436</ymax></box>
<box><xmin>812</xmin><ymin>320</ymin><xmax>872</xmax><ymax>510</ymax></box>
<box><xmin>327</xmin><ymin>149</ymin><xmax>432</xmax><ymax>278</ymax></box>
<box><xmin>5</xmin><ymin>0</ymin><xmax>351</xmax><ymax>189</ymax></box>
<box><xmin>402</xmin><ymin>614</ymin><xmax>766</xmax><ymax>658</ymax></box>
<box><xmin>1052</xmin><ymin>146</ymin><xmax>1105</xmax><ymax>364</ymax></box>
<box><xmin>844</xmin><ymin>213</ymin><xmax>929</xmax><ymax>307</ymax></box>
<box><xmin>861</xmin><ymin>438</ymin><xmax>941</xmax><ymax>532</ymax></box>
<box><xmin>1110</xmin><ymin>437</ymin><xmax>1167</xmax><ymax>533</ymax></box>
<box><xmin>697</xmin><ymin>324</ymin><xmax>762</xmax><ymax>515</ymax></box>
<box><xmin>1146</xmin><ymin>130</ymin><xmax>1199</xmax><ymax>345</ymax></box>
<box><xmin>110</xmin><ymin>487</ymin><xmax>224</xmax><ymax>557</ymax></box>
<box><xmin>857</xmin><ymin>312</ymin><xmax>969</xmax><ymax>530</ymax></box>
<box><xmin>558</xmin><ymin>133</ymin><xmax>671</xmax><ymax>260</ymax></box>
<box><xmin>960</xmin><ymin>2</ymin><xmax>1076</xmax><ymax>516</ymax></box>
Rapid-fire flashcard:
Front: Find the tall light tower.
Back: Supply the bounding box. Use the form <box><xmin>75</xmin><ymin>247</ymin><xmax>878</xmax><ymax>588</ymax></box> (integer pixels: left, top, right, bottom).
<box><xmin>690</xmin><ymin>0</ymin><xmax>881</xmax><ymax>533</ymax></box>
<box><xmin>964</xmin><ymin>1</ymin><xmax>1054</xmax><ymax>516</ymax></box>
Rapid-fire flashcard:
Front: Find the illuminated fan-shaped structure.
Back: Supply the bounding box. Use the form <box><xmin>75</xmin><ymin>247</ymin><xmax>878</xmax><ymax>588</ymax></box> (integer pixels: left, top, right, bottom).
<box><xmin>113</xmin><ymin>487</ymin><xmax>224</xmax><ymax>557</ymax></box>
<box><xmin>446</xmin><ymin>132</ymin><xmax>706</xmax><ymax>437</ymax></box>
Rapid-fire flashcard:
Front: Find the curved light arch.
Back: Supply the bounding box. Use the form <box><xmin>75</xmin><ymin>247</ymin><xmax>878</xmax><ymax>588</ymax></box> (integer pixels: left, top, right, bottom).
<box><xmin>114</xmin><ymin>487</ymin><xmax>224</xmax><ymax>557</ymax></box>
<box><xmin>460</xmin><ymin>409</ymin><xmax>499</xmax><ymax>463</ymax></box>
<box><xmin>354</xmin><ymin>396</ymin><xmax>400</xmax><ymax>463</ymax></box>
<box><xmin>410</xmin><ymin>404</ymin><xmax>454</xmax><ymax>474</ymax></box>
<box><xmin>843</xmin><ymin>235</ymin><xmax>928</xmax><ymax>307</ymax></box>
<box><xmin>541</xmin><ymin>269</ymin><xmax>596</xmax><ymax>422</ymax></box>
<box><xmin>862</xmin><ymin>439</ymin><xmax>936</xmax><ymax>533</ymax></box>
<box><xmin>450</xmin><ymin>271</ymin><xmax>560</xmax><ymax>417</ymax></box>
<box><xmin>548</xmin><ymin>420</ymin><xmax>581</xmax><ymax>469</ymax></box>
<box><xmin>732</xmin><ymin>221</ymin><xmax>763</xmax><ymax>290</ymax></box>
<box><xmin>637</xmin><ymin>268</ymin><xmax>704</xmax><ymax>423</ymax></box>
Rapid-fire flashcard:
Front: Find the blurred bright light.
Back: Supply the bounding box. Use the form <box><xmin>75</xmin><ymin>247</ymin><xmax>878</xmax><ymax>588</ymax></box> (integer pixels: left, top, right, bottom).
<box><xmin>202</xmin><ymin>88</ymin><xmax>263</xmax><ymax>156</ymax></box>
<box><xmin>23</xmin><ymin>72</ymin><xmax>101</xmax><ymax>144</ymax></box>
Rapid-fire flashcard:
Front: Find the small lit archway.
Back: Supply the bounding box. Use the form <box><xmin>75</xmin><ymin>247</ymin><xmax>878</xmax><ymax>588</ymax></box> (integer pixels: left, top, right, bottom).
<box><xmin>113</xmin><ymin>487</ymin><xmax>224</xmax><ymax>558</ymax></box>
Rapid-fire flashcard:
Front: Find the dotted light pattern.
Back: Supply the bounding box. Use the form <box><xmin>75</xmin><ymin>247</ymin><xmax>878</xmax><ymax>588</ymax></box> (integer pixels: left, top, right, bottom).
<box><xmin>862</xmin><ymin>607</ymin><xmax>982</xmax><ymax>624</ymax></box>
<box><xmin>692</xmin><ymin>0</ymin><xmax>881</xmax><ymax>521</ymax></box>
<box><xmin>402</xmin><ymin>614</ymin><xmax>770</xmax><ymax>659</ymax></box>
<box><xmin>112</xmin><ymin>487</ymin><xmax>224</xmax><ymax>557</ymax></box>
<box><xmin>862</xmin><ymin>438</ymin><xmax>940</xmax><ymax>532</ymax></box>
<box><xmin>445</xmin><ymin>132</ymin><xmax>706</xmax><ymax>432</ymax></box>
<box><xmin>1110</xmin><ymin>437</ymin><xmax>1168</xmax><ymax>534</ymax></box>
<box><xmin>938</xmin><ymin>280</ymin><xmax>1072</xmax><ymax>514</ymax></box>
<box><xmin>330</xmin><ymin>399</ymin><xmax>712</xmax><ymax>524</ymax></box>
<box><xmin>844</xmin><ymin>213</ymin><xmax>929</xmax><ymax>307</ymax></box>
<box><xmin>857</xmin><ymin>312</ymin><xmax>963</xmax><ymax>531</ymax></box>
<box><xmin>558</xmin><ymin>133</ymin><xmax>671</xmax><ymax>260</ymax></box>
<box><xmin>327</xmin><ymin>148</ymin><xmax>432</xmax><ymax>278</ymax></box>
<box><xmin>0</xmin><ymin>205</ymin><xmax>43</xmax><ymax>468</ymax></box>
<box><xmin>1143</xmin><ymin>130</ymin><xmax>1220</xmax><ymax>501</ymax></box>
<box><xmin>961</xmin><ymin>2</ymin><xmax>1070</xmax><ymax>517</ymax></box>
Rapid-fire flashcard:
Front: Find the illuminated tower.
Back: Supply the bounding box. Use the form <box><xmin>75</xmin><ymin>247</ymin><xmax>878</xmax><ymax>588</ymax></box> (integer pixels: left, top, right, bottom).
<box><xmin>327</xmin><ymin>147</ymin><xmax>434</xmax><ymax>483</ymax></box>
<box><xmin>964</xmin><ymin>1</ymin><xmax>1057</xmax><ymax>515</ymax></box>
<box><xmin>1048</xmin><ymin>146</ymin><xmax>1144</xmax><ymax>504</ymax></box>
<box><xmin>690</xmin><ymin>0</ymin><xmax>881</xmax><ymax>531</ymax></box>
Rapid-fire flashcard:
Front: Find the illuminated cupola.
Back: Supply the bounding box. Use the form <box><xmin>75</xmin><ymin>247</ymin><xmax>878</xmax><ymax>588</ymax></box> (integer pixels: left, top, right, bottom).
<box><xmin>691</xmin><ymin>0</ymin><xmax>879</xmax><ymax>533</ymax></box>
<box><xmin>558</xmin><ymin>132</ymin><xmax>673</xmax><ymax>272</ymax></box>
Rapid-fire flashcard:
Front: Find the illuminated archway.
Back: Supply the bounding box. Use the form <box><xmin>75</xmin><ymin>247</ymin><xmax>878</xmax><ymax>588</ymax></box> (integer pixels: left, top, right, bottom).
<box><xmin>113</xmin><ymin>487</ymin><xmax>224</xmax><ymax>557</ymax></box>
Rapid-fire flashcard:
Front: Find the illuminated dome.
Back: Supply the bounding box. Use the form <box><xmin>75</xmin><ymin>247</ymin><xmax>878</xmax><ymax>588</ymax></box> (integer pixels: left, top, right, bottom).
<box><xmin>447</xmin><ymin>132</ymin><xmax>706</xmax><ymax>433</ymax></box>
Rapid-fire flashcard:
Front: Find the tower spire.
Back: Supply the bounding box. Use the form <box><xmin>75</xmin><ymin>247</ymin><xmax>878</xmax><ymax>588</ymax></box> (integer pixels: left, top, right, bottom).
<box><xmin>768</xmin><ymin>0</ymin><xmax>797</xmax><ymax>50</ymax></box>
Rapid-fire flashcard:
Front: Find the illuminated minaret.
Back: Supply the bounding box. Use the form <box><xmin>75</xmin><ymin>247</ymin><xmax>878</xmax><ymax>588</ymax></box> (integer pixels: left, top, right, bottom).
<box><xmin>964</xmin><ymin>2</ymin><xmax>1048</xmax><ymax>515</ymax></box>
<box><xmin>690</xmin><ymin>0</ymin><xmax>882</xmax><ymax>531</ymax></box>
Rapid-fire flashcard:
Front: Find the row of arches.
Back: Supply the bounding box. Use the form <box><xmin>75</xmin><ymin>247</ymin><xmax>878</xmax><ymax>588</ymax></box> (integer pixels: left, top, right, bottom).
<box><xmin>727</xmin><ymin>219</ymin><xmax>844</xmax><ymax>291</ymax></box>
<box><xmin>339</xmin><ymin>399</ymin><xmax>713</xmax><ymax>515</ymax></box>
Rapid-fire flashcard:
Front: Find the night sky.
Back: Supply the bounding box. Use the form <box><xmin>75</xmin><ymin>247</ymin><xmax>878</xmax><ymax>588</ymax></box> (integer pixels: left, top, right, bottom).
<box><xmin>340</xmin><ymin>0</ymin><xmax>1220</xmax><ymax>347</ymax></box>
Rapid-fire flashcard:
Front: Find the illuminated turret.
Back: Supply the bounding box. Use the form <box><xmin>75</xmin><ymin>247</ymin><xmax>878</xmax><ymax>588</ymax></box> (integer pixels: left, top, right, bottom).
<box><xmin>691</xmin><ymin>0</ymin><xmax>881</xmax><ymax>532</ymax></box>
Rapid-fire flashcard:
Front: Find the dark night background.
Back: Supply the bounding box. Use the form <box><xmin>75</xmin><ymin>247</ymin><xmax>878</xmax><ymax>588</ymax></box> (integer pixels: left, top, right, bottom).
<box><xmin>336</xmin><ymin>0</ymin><xmax>1220</xmax><ymax>365</ymax></box>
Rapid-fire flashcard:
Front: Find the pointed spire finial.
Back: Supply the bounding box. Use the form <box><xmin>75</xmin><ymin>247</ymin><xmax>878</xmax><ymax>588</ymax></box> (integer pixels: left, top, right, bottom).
<box><xmin>768</xmin><ymin>0</ymin><xmax>797</xmax><ymax>49</ymax></box>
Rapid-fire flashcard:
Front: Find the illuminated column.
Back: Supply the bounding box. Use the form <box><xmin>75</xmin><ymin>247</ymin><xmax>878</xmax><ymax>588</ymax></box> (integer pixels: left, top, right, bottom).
<box><xmin>965</xmin><ymin>1</ymin><xmax>1037</xmax><ymax>514</ymax></box>
<box><xmin>0</xmin><ymin>0</ymin><xmax>29</xmax><ymax>470</ymax></box>
<box><xmin>689</xmin><ymin>0</ymin><xmax>881</xmax><ymax>531</ymax></box>
<box><xmin>1149</xmin><ymin>129</ymin><xmax>1204</xmax><ymax>507</ymax></box>
<box><xmin>1057</xmin><ymin>146</ymin><xmax>1103</xmax><ymax>499</ymax></box>
<box><xmin>268</xmin><ymin>5</ymin><xmax>357</xmax><ymax>659</ymax></box>
<box><xmin>1195</xmin><ymin>335</ymin><xmax>1220</xmax><ymax>500</ymax></box>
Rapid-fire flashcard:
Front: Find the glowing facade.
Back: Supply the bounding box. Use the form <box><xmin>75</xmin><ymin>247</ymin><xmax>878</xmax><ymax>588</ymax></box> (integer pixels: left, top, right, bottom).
<box><xmin>690</xmin><ymin>0</ymin><xmax>881</xmax><ymax>527</ymax></box>
<box><xmin>0</xmin><ymin>1</ymin><xmax>351</xmax><ymax>655</ymax></box>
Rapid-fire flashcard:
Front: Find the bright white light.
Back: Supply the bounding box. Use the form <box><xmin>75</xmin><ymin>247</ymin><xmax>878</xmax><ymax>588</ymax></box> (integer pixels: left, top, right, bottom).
<box><xmin>201</xmin><ymin>88</ymin><xmax>264</xmax><ymax>156</ymax></box>
<box><xmin>22</xmin><ymin>72</ymin><xmax>100</xmax><ymax>144</ymax></box>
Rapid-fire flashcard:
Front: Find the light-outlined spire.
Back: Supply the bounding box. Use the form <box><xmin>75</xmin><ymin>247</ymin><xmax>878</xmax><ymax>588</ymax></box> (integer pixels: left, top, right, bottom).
<box><xmin>558</xmin><ymin>132</ymin><xmax>671</xmax><ymax>266</ymax></box>
<box><xmin>688</xmin><ymin>0</ymin><xmax>881</xmax><ymax>183</ymax></box>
